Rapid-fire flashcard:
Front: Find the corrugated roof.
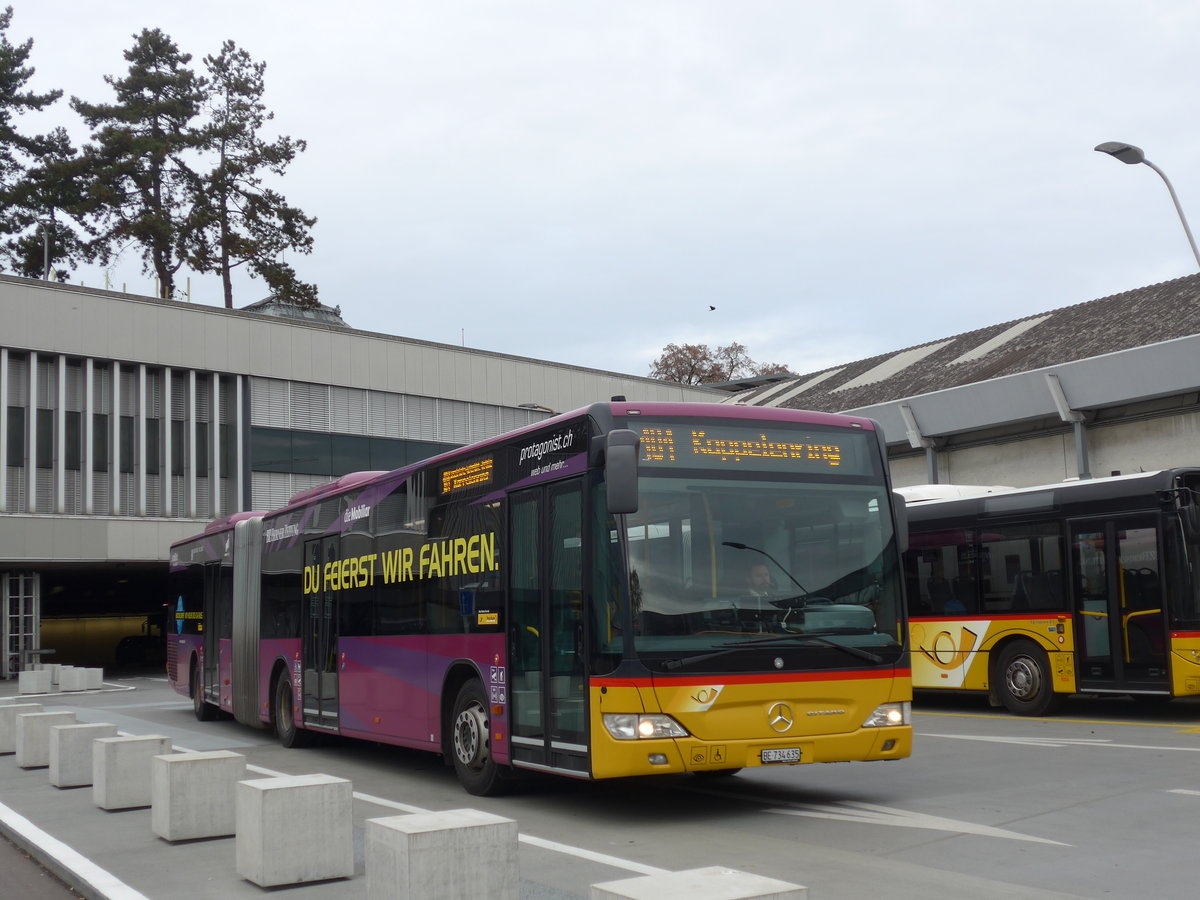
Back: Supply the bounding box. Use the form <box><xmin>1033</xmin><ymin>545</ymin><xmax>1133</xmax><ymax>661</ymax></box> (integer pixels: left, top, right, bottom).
<box><xmin>732</xmin><ymin>273</ymin><xmax>1200</xmax><ymax>412</ymax></box>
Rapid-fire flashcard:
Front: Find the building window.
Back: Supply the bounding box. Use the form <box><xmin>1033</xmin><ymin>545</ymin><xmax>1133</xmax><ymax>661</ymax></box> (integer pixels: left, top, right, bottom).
<box><xmin>220</xmin><ymin>423</ymin><xmax>236</xmax><ymax>474</ymax></box>
<box><xmin>36</xmin><ymin>409</ymin><xmax>53</xmax><ymax>469</ymax></box>
<box><xmin>249</xmin><ymin>427</ymin><xmax>458</xmax><ymax>478</ymax></box>
<box><xmin>92</xmin><ymin>413</ymin><xmax>108</xmax><ymax>472</ymax></box>
<box><xmin>171</xmin><ymin>420</ymin><xmax>185</xmax><ymax>476</ymax></box>
<box><xmin>196</xmin><ymin>422</ymin><xmax>209</xmax><ymax>474</ymax></box>
<box><xmin>146</xmin><ymin>419</ymin><xmax>161</xmax><ymax>476</ymax></box>
<box><xmin>65</xmin><ymin>411</ymin><xmax>82</xmax><ymax>471</ymax></box>
<box><xmin>332</xmin><ymin>434</ymin><xmax>371</xmax><ymax>474</ymax></box>
<box><xmin>119</xmin><ymin>416</ymin><xmax>134</xmax><ymax>474</ymax></box>
<box><xmin>250</xmin><ymin>427</ymin><xmax>292</xmax><ymax>473</ymax></box>
<box><xmin>6</xmin><ymin>407</ymin><xmax>24</xmax><ymax>465</ymax></box>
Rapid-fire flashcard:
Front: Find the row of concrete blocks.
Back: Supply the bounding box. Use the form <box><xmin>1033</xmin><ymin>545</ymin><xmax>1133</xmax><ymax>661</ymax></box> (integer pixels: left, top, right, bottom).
<box><xmin>0</xmin><ymin>702</ymin><xmax>806</xmax><ymax>899</ymax></box>
<box><xmin>18</xmin><ymin>665</ymin><xmax>103</xmax><ymax>694</ymax></box>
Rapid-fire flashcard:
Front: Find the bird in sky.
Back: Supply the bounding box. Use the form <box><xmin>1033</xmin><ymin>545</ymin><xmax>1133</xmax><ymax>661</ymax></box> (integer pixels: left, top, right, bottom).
<box><xmin>708</xmin><ymin>305</ymin><xmax>716</xmax><ymax>311</ymax></box>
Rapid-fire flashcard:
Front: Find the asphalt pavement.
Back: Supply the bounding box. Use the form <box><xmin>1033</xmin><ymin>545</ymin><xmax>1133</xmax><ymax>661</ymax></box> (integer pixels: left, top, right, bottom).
<box><xmin>0</xmin><ymin>672</ymin><xmax>592</xmax><ymax>900</ymax></box>
<box><xmin>0</xmin><ymin>833</ymin><xmax>85</xmax><ymax>899</ymax></box>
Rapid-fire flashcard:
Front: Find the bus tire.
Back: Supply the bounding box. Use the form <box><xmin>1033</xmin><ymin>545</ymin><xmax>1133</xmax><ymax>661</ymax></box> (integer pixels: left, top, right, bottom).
<box><xmin>191</xmin><ymin>659</ymin><xmax>217</xmax><ymax>722</ymax></box>
<box><xmin>995</xmin><ymin>640</ymin><xmax>1061</xmax><ymax>716</ymax></box>
<box><xmin>450</xmin><ymin>679</ymin><xmax>513</xmax><ymax>797</ymax></box>
<box><xmin>273</xmin><ymin>672</ymin><xmax>312</xmax><ymax>748</ymax></box>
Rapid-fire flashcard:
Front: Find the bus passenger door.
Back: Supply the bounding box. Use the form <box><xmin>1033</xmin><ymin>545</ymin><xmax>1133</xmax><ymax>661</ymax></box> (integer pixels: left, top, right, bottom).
<box><xmin>302</xmin><ymin>537</ymin><xmax>340</xmax><ymax>729</ymax></box>
<box><xmin>508</xmin><ymin>482</ymin><xmax>588</xmax><ymax>775</ymax></box>
<box><xmin>1072</xmin><ymin>517</ymin><xmax>1169</xmax><ymax>693</ymax></box>
<box><xmin>200</xmin><ymin>560</ymin><xmax>230</xmax><ymax>706</ymax></box>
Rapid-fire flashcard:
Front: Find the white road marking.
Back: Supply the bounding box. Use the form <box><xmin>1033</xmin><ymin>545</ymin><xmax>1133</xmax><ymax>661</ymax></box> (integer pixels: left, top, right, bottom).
<box><xmin>684</xmin><ymin>784</ymin><xmax>1066</xmax><ymax>846</ymax></box>
<box><xmin>0</xmin><ymin>800</ymin><xmax>152</xmax><ymax>900</ymax></box>
<box><xmin>1166</xmin><ymin>789</ymin><xmax>1200</xmax><ymax>796</ymax></box>
<box><xmin>926</xmin><ymin>733</ymin><xmax>1200</xmax><ymax>752</ymax></box>
<box><xmin>764</xmin><ymin>801</ymin><xmax>1069</xmax><ymax>845</ymax></box>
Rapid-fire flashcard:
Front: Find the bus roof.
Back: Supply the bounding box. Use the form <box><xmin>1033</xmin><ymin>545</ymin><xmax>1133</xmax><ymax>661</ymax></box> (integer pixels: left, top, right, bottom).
<box><xmin>175</xmin><ymin>400</ymin><xmax>883</xmax><ymax>545</ymax></box>
<box><xmin>900</xmin><ymin>469</ymin><xmax>1200</xmax><ymax>522</ymax></box>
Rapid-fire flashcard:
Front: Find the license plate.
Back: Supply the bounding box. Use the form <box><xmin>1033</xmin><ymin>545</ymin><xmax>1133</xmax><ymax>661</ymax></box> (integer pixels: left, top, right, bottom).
<box><xmin>761</xmin><ymin>747</ymin><xmax>801</xmax><ymax>764</ymax></box>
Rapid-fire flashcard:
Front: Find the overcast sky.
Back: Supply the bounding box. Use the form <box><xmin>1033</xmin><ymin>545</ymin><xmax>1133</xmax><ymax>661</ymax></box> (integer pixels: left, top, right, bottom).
<box><xmin>14</xmin><ymin>2</ymin><xmax>1200</xmax><ymax>380</ymax></box>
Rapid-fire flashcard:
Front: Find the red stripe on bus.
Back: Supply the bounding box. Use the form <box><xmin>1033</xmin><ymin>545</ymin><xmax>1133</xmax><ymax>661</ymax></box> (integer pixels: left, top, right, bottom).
<box><xmin>592</xmin><ymin>669</ymin><xmax>910</xmax><ymax>689</ymax></box>
<box><xmin>1170</xmin><ymin>631</ymin><xmax>1200</xmax><ymax>640</ymax></box>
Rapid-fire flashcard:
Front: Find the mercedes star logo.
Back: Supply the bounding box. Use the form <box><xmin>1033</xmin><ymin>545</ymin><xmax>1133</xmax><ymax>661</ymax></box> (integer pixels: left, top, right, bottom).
<box><xmin>767</xmin><ymin>701</ymin><xmax>794</xmax><ymax>733</ymax></box>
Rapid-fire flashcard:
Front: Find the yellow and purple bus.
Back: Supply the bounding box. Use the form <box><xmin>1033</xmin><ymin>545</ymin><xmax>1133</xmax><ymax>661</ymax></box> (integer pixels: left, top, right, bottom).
<box><xmin>901</xmin><ymin>469</ymin><xmax>1200</xmax><ymax>715</ymax></box>
<box><xmin>168</xmin><ymin>401</ymin><xmax>911</xmax><ymax>794</ymax></box>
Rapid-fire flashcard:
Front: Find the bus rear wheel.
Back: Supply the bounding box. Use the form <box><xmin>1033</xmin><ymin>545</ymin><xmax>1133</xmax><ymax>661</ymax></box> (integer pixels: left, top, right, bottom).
<box><xmin>450</xmin><ymin>679</ymin><xmax>513</xmax><ymax>796</ymax></box>
<box><xmin>995</xmin><ymin>640</ymin><xmax>1061</xmax><ymax>716</ymax></box>
<box><xmin>191</xmin><ymin>659</ymin><xmax>217</xmax><ymax>722</ymax></box>
<box><xmin>273</xmin><ymin>672</ymin><xmax>311</xmax><ymax>748</ymax></box>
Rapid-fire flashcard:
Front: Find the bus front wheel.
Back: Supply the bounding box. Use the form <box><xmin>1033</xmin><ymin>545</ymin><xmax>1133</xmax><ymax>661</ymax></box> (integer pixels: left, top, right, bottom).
<box><xmin>995</xmin><ymin>641</ymin><xmax>1061</xmax><ymax>716</ymax></box>
<box><xmin>191</xmin><ymin>659</ymin><xmax>217</xmax><ymax>722</ymax></box>
<box><xmin>450</xmin><ymin>679</ymin><xmax>513</xmax><ymax>797</ymax></box>
<box><xmin>273</xmin><ymin>673</ymin><xmax>311</xmax><ymax>748</ymax></box>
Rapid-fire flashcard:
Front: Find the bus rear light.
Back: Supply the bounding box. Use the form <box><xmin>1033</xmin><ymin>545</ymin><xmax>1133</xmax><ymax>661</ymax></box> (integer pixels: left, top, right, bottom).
<box><xmin>862</xmin><ymin>701</ymin><xmax>910</xmax><ymax>728</ymax></box>
<box><xmin>602</xmin><ymin>713</ymin><xmax>688</xmax><ymax>740</ymax></box>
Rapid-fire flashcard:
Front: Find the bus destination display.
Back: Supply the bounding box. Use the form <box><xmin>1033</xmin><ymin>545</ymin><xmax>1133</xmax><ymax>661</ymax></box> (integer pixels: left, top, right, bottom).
<box><xmin>636</xmin><ymin>421</ymin><xmax>871</xmax><ymax>475</ymax></box>
<box><xmin>441</xmin><ymin>457</ymin><xmax>494</xmax><ymax>494</ymax></box>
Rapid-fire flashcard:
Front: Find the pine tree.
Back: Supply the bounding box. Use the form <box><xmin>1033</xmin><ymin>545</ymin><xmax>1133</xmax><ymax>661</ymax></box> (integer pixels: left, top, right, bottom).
<box><xmin>70</xmin><ymin>29</ymin><xmax>207</xmax><ymax>299</ymax></box>
<box><xmin>3</xmin><ymin>126</ymin><xmax>92</xmax><ymax>279</ymax></box>
<box><xmin>191</xmin><ymin>40</ymin><xmax>317</xmax><ymax>309</ymax></box>
<box><xmin>0</xmin><ymin>5</ymin><xmax>83</xmax><ymax>277</ymax></box>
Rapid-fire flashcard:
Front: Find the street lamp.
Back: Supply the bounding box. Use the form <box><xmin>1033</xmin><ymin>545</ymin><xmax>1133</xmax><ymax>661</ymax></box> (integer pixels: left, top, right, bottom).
<box><xmin>38</xmin><ymin>218</ymin><xmax>55</xmax><ymax>280</ymax></box>
<box><xmin>1094</xmin><ymin>141</ymin><xmax>1200</xmax><ymax>270</ymax></box>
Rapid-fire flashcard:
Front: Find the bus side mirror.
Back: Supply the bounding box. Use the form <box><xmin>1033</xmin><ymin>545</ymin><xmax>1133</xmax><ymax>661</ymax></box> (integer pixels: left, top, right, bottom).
<box><xmin>605</xmin><ymin>429</ymin><xmax>640</xmax><ymax>514</ymax></box>
<box><xmin>1181</xmin><ymin>502</ymin><xmax>1200</xmax><ymax>544</ymax></box>
<box><xmin>892</xmin><ymin>491</ymin><xmax>909</xmax><ymax>555</ymax></box>
<box><xmin>1165</xmin><ymin>488</ymin><xmax>1200</xmax><ymax>543</ymax></box>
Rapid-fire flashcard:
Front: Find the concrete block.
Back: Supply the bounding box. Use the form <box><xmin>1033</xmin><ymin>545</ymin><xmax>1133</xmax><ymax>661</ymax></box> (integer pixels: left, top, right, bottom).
<box><xmin>93</xmin><ymin>735</ymin><xmax>172</xmax><ymax>810</ymax></box>
<box><xmin>152</xmin><ymin>750</ymin><xmax>246</xmax><ymax>841</ymax></box>
<box><xmin>49</xmin><ymin>723</ymin><xmax>119</xmax><ymax>787</ymax></box>
<box><xmin>18</xmin><ymin>669</ymin><xmax>52</xmax><ymax>694</ymax></box>
<box><xmin>0</xmin><ymin>703</ymin><xmax>43</xmax><ymax>753</ymax></box>
<box><xmin>235</xmin><ymin>774</ymin><xmax>354</xmax><ymax>887</ymax></box>
<box><xmin>591</xmin><ymin>867</ymin><xmax>807</xmax><ymax>900</ymax></box>
<box><xmin>85</xmin><ymin>668</ymin><xmax>104</xmax><ymax>690</ymax></box>
<box><xmin>16</xmin><ymin>711</ymin><xmax>76</xmax><ymax>768</ymax></box>
<box><xmin>366</xmin><ymin>808</ymin><xmax>518</xmax><ymax>900</ymax></box>
<box><xmin>59</xmin><ymin>667</ymin><xmax>87</xmax><ymax>692</ymax></box>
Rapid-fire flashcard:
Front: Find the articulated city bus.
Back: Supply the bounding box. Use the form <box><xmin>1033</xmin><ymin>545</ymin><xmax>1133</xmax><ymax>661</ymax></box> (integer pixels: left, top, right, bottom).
<box><xmin>168</xmin><ymin>401</ymin><xmax>912</xmax><ymax>794</ymax></box>
<box><xmin>901</xmin><ymin>469</ymin><xmax>1200</xmax><ymax>714</ymax></box>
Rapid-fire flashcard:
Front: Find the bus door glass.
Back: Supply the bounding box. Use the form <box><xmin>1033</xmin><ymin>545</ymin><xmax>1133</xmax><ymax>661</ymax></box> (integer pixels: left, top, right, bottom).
<box><xmin>302</xmin><ymin>536</ymin><xmax>340</xmax><ymax>728</ymax></box>
<box><xmin>200</xmin><ymin>560</ymin><xmax>230</xmax><ymax>702</ymax></box>
<box><xmin>1072</xmin><ymin>517</ymin><xmax>1168</xmax><ymax>689</ymax></box>
<box><xmin>508</xmin><ymin>481</ymin><xmax>587</xmax><ymax>770</ymax></box>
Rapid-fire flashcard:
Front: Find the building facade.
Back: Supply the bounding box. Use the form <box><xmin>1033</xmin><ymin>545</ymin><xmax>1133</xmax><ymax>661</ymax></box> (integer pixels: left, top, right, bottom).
<box><xmin>0</xmin><ymin>276</ymin><xmax>719</xmax><ymax>673</ymax></box>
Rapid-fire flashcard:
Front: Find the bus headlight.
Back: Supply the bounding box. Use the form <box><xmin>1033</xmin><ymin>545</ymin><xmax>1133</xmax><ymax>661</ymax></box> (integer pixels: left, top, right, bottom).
<box><xmin>862</xmin><ymin>701</ymin><xmax>910</xmax><ymax>728</ymax></box>
<box><xmin>602</xmin><ymin>713</ymin><xmax>689</xmax><ymax>740</ymax></box>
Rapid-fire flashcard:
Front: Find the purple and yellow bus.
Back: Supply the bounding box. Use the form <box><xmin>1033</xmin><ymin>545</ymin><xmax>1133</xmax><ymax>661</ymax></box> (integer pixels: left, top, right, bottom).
<box><xmin>168</xmin><ymin>401</ymin><xmax>911</xmax><ymax>794</ymax></box>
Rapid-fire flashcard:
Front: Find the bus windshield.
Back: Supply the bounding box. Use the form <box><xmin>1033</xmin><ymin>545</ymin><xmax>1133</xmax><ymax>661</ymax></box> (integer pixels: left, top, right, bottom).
<box><xmin>621</xmin><ymin>474</ymin><xmax>904</xmax><ymax>670</ymax></box>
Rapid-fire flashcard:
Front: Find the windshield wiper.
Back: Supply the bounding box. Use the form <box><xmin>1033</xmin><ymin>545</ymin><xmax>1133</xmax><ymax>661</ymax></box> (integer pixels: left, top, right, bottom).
<box><xmin>661</xmin><ymin>634</ymin><xmax>883</xmax><ymax>671</ymax></box>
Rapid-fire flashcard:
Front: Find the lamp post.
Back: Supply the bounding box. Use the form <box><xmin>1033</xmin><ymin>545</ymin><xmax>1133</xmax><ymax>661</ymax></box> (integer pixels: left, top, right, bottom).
<box><xmin>38</xmin><ymin>218</ymin><xmax>55</xmax><ymax>280</ymax></box>
<box><xmin>1094</xmin><ymin>141</ymin><xmax>1200</xmax><ymax>270</ymax></box>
